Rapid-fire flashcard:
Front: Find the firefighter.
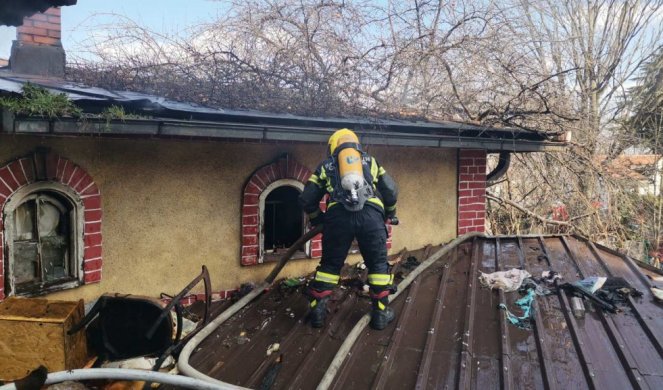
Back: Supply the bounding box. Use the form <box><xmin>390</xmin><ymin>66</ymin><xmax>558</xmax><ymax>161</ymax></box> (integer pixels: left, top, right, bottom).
<box><xmin>298</xmin><ymin>128</ymin><xmax>399</xmax><ymax>330</ymax></box>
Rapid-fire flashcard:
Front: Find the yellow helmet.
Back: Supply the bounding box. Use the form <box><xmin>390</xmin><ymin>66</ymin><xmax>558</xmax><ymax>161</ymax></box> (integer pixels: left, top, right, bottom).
<box><xmin>328</xmin><ymin>128</ymin><xmax>359</xmax><ymax>155</ymax></box>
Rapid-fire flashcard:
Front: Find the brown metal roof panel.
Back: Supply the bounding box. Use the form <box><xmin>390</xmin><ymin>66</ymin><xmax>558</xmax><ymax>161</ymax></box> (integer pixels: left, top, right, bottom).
<box><xmin>166</xmin><ymin>236</ymin><xmax>663</xmax><ymax>390</ymax></box>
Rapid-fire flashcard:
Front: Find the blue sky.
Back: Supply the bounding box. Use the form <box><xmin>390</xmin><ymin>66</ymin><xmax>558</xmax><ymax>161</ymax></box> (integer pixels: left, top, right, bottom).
<box><xmin>0</xmin><ymin>0</ymin><xmax>226</xmax><ymax>59</ymax></box>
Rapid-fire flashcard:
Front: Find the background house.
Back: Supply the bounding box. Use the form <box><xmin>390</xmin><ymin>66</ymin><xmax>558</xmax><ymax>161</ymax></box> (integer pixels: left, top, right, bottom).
<box><xmin>0</xmin><ymin>8</ymin><xmax>565</xmax><ymax>302</ymax></box>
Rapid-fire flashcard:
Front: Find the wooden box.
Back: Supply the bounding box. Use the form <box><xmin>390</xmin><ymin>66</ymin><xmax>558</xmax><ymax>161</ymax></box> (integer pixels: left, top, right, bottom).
<box><xmin>0</xmin><ymin>297</ymin><xmax>88</xmax><ymax>381</ymax></box>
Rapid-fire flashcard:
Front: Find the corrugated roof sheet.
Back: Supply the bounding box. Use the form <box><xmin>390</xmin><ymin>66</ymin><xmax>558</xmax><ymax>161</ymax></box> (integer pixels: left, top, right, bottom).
<box><xmin>167</xmin><ymin>235</ymin><xmax>663</xmax><ymax>389</ymax></box>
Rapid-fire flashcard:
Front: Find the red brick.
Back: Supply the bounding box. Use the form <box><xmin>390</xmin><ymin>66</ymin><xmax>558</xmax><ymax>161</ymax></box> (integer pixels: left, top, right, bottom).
<box><xmin>243</xmin><ymin>194</ymin><xmax>258</xmax><ymax>205</ymax></box>
<box><xmin>458</xmin><ymin>219</ymin><xmax>474</xmax><ymax>228</ymax></box>
<box><xmin>81</xmin><ymin>183</ymin><xmax>100</xmax><ymax>197</ymax></box>
<box><xmin>287</xmin><ymin>162</ymin><xmax>298</xmax><ymax>178</ymax></box>
<box><xmin>47</xmin><ymin>29</ymin><xmax>61</xmax><ymax>39</ymax></box>
<box><xmin>17</xmin><ymin>26</ymin><xmax>48</xmax><ymax>36</ymax></box>
<box><xmin>0</xmin><ymin>167</ymin><xmax>19</xmax><ymax>191</ymax></box>
<box><xmin>243</xmin><ymin>215</ymin><xmax>258</xmax><ymax>226</ymax></box>
<box><xmin>458</xmin><ymin>182</ymin><xmax>468</xmax><ymax>190</ymax></box>
<box><xmin>472</xmin><ymin>189</ymin><xmax>486</xmax><ymax>197</ymax></box>
<box><xmin>19</xmin><ymin>159</ymin><xmax>35</xmax><ymax>183</ymax></box>
<box><xmin>242</xmin><ymin>245</ymin><xmax>258</xmax><ymax>256</ymax></box>
<box><xmin>277</xmin><ymin>159</ymin><xmax>288</xmax><ymax>179</ymax></box>
<box><xmin>85</xmin><ymin>209</ymin><xmax>102</xmax><ymax>222</ymax></box>
<box><xmin>243</xmin><ymin>205</ymin><xmax>258</xmax><ymax>216</ymax></box>
<box><xmin>83</xmin><ymin>195</ymin><xmax>102</xmax><ymax>210</ymax></box>
<box><xmin>50</xmin><ymin>155</ymin><xmax>62</xmax><ymax>180</ymax></box>
<box><xmin>386</xmin><ymin>241</ymin><xmax>392</xmax><ymax>250</ymax></box>
<box><xmin>84</xmin><ymin>233</ymin><xmax>102</xmax><ymax>247</ymax></box>
<box><xmin>311</xmin><ymin>241</ymin><xmax>321</xmax><ymax>250</ymax></box>
<box><xmin>84</xmin><ymin>258</ymin><xmax>102</xmax><ymax>271</ymax></box>
<box><xmin>85</xmin><ymin>222</ymin><xmax>102</xmax><ymax>234</ymax></box>
<box><xmin>463</xmin><ymin>203</ymin><xmax>485</xmax><ymax>212</ymax></box>
<box><xmin>311</xmin><ymin>249</ymin><xmax>322</xmax><ymax>258</ymax></box>
<box><xmin>47</xmin><ymin>15</ymin><xmax>61</xmax><ymax>24</ymax></box>
<box><xmin>0</xmin><ymin>181</ymin><xmax>12</xmax><ymax>198</ymax></box>
<box><xmin>460</xmin><ymin>150</ymin><xmax>486</xmax><ymax>158</ymax></box>
<box><xmin>85</xmin><ymin>270</ymin><xmax>102</xmax><ymax>283</ymax></box>
<box><xmin>74</xmin><ymin>174</ymin><xmax>93</xmax><ymax>193</ymax></box>
<box><xmin>459</xmin><ymin>158</ymin><xmax>475</xmax><ymax>166</ymax></box>
<box><xmin>472</xmin><ymin>219</ymin><xmax>485</xmax><ymax>227</ymax></box>
<box><xmin>241</xmin><ymin>255</ymin><xmax>258</xmax><ymax>266</ymax></box>
<box><xmin>7</xmin><ymin>161</ymin><xmax>28</xmax><ymax>187</ymax></box>
<box><xmin>298</xmin><ymin>169</ymin><xmax>310</xmax><ymax>183</ymax></box>
<box><xmin>17</xmin><ymin>33</ymin><xmax>34</xmax><ymax>42</ymax></box>
<box><xmin>459</xmin><ymin>174</ymin><xmax>482</xmax><ymax>182</ymax></box>
<box><xmin>243</xmin><ymin>235</ymin><xmax>258</xmax><ymax>246</ymax></box>
<box><xmin>59</xmin><ymin>160</ymin><xmax>75</xmax><ymax>184</ymax></box>
<box><xmin>84</xmin><ymin>245</ymin><xmax>102</xmax><ymax>260</ymax></box>
<box><xmin>0</xmin><ymin>289</ymin><xmax>4</xmax><ymax>301</ymax></box>
<box><xmin>32</xmin><ymin>35</ymin><xmax>60</xmax><ymax>45</ymax></box>
<box><xmin>244</xmin><ymin>181</ymin><xmax>261</xmax><ymax>195</ymax></box>
<box><xmin>459</xmin><ymin>211</ymin><xmax>477</xmax><ymax>220</ymax></box>
<box><xmin>32</xmin><ymin>21</ymin><xmax>60</xmax><ymax>31</ymax></box>
<box><xmin>67</xmin><ymin>167</ymin><xmax>84</xmax><ymax>188</ymax></box>
<box><xmin>468</xmin><ymin>182</ymin><xmax>485</xmax><ymax>190</ymax></box>
<box><xmin>458</xmin><ymin>190</ymin><xmax>472</xmax><ymax>198</ymax></box>
<box><xmin>243</xmin><ymin>225</ymin><xmax>258</xmax><ymax>235</ymax></box>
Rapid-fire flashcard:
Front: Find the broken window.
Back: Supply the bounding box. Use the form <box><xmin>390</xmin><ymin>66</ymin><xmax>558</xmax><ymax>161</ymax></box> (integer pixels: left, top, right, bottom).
<box><xmin>7</xmin><ymin>191</ymin><xmax>78</xmax><ymax>295</ymax></box>
<box><xmin>263</xmin><ymin>186</ymin><xmax>305</xmax><ymax>259</ymax></box>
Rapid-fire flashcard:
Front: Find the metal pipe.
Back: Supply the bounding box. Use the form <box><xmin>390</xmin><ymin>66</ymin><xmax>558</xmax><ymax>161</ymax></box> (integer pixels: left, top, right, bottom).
<box><xmin>0</xmin><ymin>368</ymin><xmax>231</xmax><ymax>390</ymax></box>
<box><xmin>316</xmin><ymin>231</ymin><xmax>484</xmax><ymax>390</ymax></box>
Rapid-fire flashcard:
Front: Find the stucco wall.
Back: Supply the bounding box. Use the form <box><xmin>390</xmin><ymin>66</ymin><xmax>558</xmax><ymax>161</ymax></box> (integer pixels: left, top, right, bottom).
<box><xmin>0</xmin><ymin>134</ymin><xmax>457</xmax><ymax>301</ymax></box>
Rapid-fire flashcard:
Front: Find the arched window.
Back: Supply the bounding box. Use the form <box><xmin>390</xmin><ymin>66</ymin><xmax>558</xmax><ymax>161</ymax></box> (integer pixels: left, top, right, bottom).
<box><xmin>260</xmin><ymin>180</ymin><xmax>307</xmax><ymax>261</ymax></box>
<box><xmin>4</xmin><ymin>183</ymin><xmax>84</xmax><ymax>295</ymax></box>
<box><xmin>240</xmin><ymin>155</ymin><xmax>322</xmax><ymax>266</ymax></box>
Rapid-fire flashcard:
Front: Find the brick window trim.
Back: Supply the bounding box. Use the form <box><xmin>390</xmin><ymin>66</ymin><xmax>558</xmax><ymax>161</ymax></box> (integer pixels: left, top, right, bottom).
<box><xmin>0</xmin><ymin>152</ymin><xmax>102</xmax><ymax>300</ymax></box>
<box><xmin>458</xmin><ymin>149</ymin><xmax>487</xmax><ymax>235</ymax></box>
<box><xmin>241</xmin><ymin>155</ymin><xmax>322</xmax><ymax>266</ymax></box>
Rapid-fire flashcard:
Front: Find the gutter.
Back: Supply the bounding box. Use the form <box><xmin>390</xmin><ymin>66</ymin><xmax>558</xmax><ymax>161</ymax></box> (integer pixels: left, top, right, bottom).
<box><xmin>2</xmin><ymin>116</ymin><xmax>567</xmax><ymax>153</ymax></box>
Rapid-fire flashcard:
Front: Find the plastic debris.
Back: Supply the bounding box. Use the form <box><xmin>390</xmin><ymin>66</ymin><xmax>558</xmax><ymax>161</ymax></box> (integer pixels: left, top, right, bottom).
<box><xmin>652</xmin><ymin>287</ymin><xmax>663</xmax><ymax>301</ymax></box>
<box><xmin>282</xmin><ymin>278</ymin><xmax>305</xmax><ymax>288</ymax></box>
<box><xmin>541</xmin><ymin>271</ymin><xmax>562</xmax><ymax>283</ymax></box>
<box><xmin>266</xmin><ymin>343</ymin><xmax>281</xmax><ymax>356</ymax></box>
<box><xmin>574</xmin><ymin>276</ymin><xmax>607</xmax><ymax>293</ymax></box>
<box><xmin>499</xmin><ymin>289</ymin><xmax>536</xmax><ymax>329</ymax></box>
<box><xmin>479</xmin><ymin>269</ymin><xmax>531</xmax><ymax>292</ymax></box>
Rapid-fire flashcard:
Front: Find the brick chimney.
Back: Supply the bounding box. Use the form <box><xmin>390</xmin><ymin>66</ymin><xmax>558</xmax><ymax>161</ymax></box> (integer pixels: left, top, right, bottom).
<box><xmin>10</xmin><ymin>7</ymin><xmax>65</xmax><ymax>77</ymax></box>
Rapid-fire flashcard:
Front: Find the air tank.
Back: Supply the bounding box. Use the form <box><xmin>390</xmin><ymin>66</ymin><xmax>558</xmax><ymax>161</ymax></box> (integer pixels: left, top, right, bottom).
<box><xmin>337</xmin><ymin>134</ymin><xmax>363</xmax><ymax>205</ymax></box>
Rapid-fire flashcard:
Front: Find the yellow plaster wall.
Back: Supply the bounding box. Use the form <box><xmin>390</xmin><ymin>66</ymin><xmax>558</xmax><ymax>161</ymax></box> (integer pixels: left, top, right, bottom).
<box><xmin>0</xmin><ymin>135</ymin><xmax>456</xmax><ymax>301</ymax></box>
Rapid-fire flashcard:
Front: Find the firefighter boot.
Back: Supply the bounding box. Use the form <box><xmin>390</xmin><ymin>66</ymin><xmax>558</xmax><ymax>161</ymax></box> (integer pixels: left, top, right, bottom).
<box><xmin>370</xmin><ymin>291</ymin><xmax>395</xmax><ymax>330</ymax></box>
<box><xmin>307</xmin><ymin>288</ymin><xmax>332</xmax><ymax>328</ymax></box>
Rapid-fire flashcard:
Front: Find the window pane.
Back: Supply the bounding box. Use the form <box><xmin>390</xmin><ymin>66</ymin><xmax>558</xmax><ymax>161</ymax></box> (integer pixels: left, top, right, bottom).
<box><xmin>13</xmin><ymin>241</ymin><xmax>38</xmax><ymax>285</ymax></box>
<box><xmin>14</xmin><ymin>201</ymin><xmax>36</xmax><ymax>241</ymax></box>
<box><xmin>38</xmin><ymin>200</ymin><xmax>61</xmax><ymax>237</ymax></box>
<box><xmin>41</xmin><ymin>235</ymin><xmax>68</xmax><ymax>281</ymax></box>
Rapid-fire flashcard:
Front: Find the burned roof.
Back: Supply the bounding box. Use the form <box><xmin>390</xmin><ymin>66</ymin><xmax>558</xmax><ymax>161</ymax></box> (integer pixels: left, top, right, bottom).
<box><xmin>0</xmin><ymin>72</ymin><xmax>567</xmax><ymax>152</ymax></box>
<box><xmin>0</xmin><ymin>0</ymin><xmax>76</xmax><ymax>26</ymax></box>
<box><xmin>168</xmin><ymin>235</ymin><xmax>663</xmax><ymax>389</ymax></box>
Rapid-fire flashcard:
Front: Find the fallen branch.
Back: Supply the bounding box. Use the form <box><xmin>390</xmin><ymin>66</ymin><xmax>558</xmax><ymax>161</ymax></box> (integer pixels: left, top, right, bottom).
<box><xmin>486</xmin><ymin>191</ymin><xmax>585</xmax><ymax>235</ymax></box>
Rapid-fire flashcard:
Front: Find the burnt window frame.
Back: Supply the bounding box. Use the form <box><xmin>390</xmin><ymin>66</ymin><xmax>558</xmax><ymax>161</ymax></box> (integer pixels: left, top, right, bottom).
<box><xmin>3</xmin><ymin>182</ymin><xmax>85</xmax><ymax>296</ymax></box>
<box><xmin>258</xmin><ymin>179</ymin><xmax>309</xmax><ymax>263</ymax></box>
